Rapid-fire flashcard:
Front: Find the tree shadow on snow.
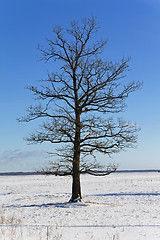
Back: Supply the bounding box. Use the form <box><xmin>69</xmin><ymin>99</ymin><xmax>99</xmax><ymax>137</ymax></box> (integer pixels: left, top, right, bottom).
<box><xmin>90</xmin><ymin>192</ymin><xmax>160</xmax><ymax>197</ymax></box>
<box><xmin>5</xmin><ymin>202</ymin><xmax>88</xmax><ymax>209</ymax></box>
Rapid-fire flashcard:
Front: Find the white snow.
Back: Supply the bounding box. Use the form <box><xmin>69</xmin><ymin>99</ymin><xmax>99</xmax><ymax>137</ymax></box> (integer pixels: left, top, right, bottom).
<box><xmin>0</xmin><ymin>172</ymin><xmax>160</xmax><ymax>239</ymax></box>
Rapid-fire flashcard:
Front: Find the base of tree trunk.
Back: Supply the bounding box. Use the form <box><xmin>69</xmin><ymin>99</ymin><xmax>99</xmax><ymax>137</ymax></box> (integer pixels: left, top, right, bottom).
<box><xmin>69</xmin><ymin>195</ymin><xmax>82</xmax><ymax>203</ymax></box>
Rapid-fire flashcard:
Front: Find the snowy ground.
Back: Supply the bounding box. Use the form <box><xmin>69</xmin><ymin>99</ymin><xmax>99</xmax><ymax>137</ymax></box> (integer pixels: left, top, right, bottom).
<box><xmin>0</xmin><ymin>172</ymin><xmax>160</xmax><ymax>239</ymax></box>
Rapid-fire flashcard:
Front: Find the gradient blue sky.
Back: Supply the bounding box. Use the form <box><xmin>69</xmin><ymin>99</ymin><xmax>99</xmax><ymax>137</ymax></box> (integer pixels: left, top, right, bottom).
<box><xmin>0</xmin><ymin>0</ymin><xmax>160</xmax><ymax>172</ymax></box>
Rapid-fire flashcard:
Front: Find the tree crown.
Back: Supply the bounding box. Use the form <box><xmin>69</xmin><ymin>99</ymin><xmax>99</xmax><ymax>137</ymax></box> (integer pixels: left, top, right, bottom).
<box><xmin>19</xmin><ymin>17</ymin><xmax>141</xmax><ymax>175</ymax></box>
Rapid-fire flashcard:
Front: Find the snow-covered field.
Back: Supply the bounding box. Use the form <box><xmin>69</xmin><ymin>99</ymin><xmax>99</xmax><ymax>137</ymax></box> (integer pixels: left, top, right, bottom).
<box><xmin>0</xmin><ymin>172</ymin><xmax>160</xmax><ymax>239</ymax></box>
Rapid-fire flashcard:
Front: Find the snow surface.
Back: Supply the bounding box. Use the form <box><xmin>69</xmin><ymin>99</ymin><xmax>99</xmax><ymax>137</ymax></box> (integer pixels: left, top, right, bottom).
<box><xmin>0</xmin><ymin>172</ymin><xmax>160</xmax><ymax>239</ymax></box>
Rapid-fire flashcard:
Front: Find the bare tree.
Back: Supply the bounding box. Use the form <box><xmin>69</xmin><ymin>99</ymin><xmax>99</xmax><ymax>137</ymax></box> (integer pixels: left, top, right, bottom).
<box><xmin>19</xmin><ymin>17</ymin><xmax>141</xmax><ymax>202</ymax></box>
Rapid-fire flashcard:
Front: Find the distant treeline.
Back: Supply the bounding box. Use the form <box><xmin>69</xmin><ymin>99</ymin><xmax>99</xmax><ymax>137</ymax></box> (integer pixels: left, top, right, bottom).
<box><xmin>0</xmin><ymin>170</ymin><xmax>159</xmax><ymax>176</ymax></box>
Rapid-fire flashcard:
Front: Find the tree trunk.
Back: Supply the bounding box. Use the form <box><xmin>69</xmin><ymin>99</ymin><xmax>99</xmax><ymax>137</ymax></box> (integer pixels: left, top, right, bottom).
<box><xmin>70</xmin><ymin>110</ymin><xmax>82</xmax><ymax>202</ymax></box>
<box><xmin>70</xmin><ymin>154</ymin><xmax>81</xmax><ymax>202</ymax></box>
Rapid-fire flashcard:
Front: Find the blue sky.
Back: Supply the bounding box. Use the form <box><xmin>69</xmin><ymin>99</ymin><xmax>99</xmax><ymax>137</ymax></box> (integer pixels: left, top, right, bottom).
<box><xmin>0</xmin><ymin>0</ymin><xmax>160</xmax><ymax>172</ymax></box>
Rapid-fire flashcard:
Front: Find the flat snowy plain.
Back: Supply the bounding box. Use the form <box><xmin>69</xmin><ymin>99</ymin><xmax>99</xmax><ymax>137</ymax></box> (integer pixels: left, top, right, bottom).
<box><xmin>0</xmin><ymin>172</ymin><xmax>160</xmax><ymax>239</ymax></box>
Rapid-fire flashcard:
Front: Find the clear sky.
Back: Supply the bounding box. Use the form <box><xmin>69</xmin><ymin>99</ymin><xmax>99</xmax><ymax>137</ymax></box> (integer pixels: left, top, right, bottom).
<box><xmin>0</xmin><ymin>0</ymin><xmax>160</xmax><ymax>172</ymax></box>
